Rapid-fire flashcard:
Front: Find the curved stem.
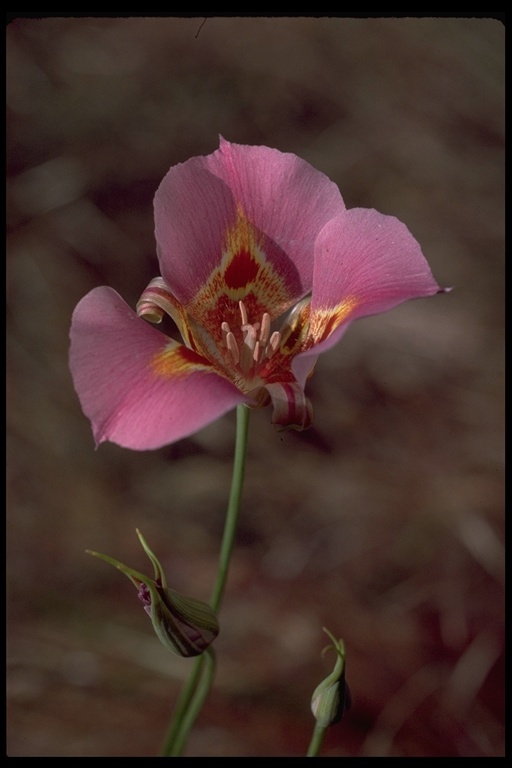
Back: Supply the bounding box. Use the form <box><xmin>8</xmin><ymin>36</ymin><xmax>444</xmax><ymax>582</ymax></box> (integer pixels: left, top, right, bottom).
<box><xmin>160</xmin><ymin>404</ymin><xmax>251</xmax><ymax>756</ymax></box>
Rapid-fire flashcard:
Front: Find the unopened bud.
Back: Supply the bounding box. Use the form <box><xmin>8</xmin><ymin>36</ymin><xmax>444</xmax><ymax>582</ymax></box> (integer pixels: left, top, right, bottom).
<box><xmin>311</xmin><ymin>628</ymin><xmax>351</xmax><ymax>727</ymax></box>
<box><xmin>87</xmin><ymin>529</ymin><xmax>219</xmax><ymax>657</ymax></box>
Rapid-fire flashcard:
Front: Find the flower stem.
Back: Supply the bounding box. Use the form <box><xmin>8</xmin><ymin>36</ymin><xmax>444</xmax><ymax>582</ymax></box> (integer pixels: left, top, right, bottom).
<box><xmin>160</xmin><ymin>404</ymin><xmax>251</xmax><ymax>756</ymax></box>
<box><xmin>307</xmin><ymin>722</ymin><xmax>327</xmax><ymax>757</ymax></box>
<box><xmin>159</xmin><ymin>655</ymin><xmax>205</xmax><ymax>756</ymax></box>
<box><xmin>209</xmin><ymin>404</ymin><xmax>251</xmax><ymax>613</ymax></box>
<box><xmin>166</xmin><ymin>649</ymin><xmax>216</xmax><ymax>757</ymax></box>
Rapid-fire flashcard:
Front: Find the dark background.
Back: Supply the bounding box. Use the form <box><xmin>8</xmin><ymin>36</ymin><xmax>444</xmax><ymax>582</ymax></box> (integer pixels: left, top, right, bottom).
<box><xmin>7</xmin><ymin>16</ymin><xmax>504</xmax><ymax>757</ymax></box>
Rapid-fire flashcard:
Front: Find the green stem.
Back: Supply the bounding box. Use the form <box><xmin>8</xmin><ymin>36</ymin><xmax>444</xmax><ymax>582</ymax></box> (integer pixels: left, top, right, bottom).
<box><xmin>160</xmin><ymin>404</ymin><xmax>251</xmax><ymax>756</ymax></box>
<box><xmin>209</xmin><ymin>404</ymin><xmax>251</xmax><ymax>612</ymax></box>
<box><xmin>159</xmin><ymin>655</ymin><xmax>205</xmax><ymax>756</ymax></box>
<box><xmin>307</xmin><ymin>722</ymin><xmax>327</xmax><ymax>757</ymax></box>
<box><xmin>167</xmin><ymin>649</ymin><xmax>216</xmax><ymax>757</ymax></box>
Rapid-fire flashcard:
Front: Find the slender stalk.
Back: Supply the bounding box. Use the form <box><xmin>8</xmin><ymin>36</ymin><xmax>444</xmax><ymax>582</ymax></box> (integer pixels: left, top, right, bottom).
<box><xmin>160</xmin><ymin>404</ymin><xmax>251</xmax><ymax>756</ymax></box>
<box><xmin>307</xmin><ymin>722</ymin><xmax>327</xmax><ymax>757</ymax></box>
<box><xmin>209</xmin><ymin>404</ymin><xmax>251</xmax><ymax>612</ymax></box>
<box><xmin>167</xmin><ymin>649</ymin><xmax>216</xmax><ymax>756</ymax></box>
<box><xmin>159</xmin><ymin>655</ymin><xmax>205</xmax><ymax>756</ymax></box>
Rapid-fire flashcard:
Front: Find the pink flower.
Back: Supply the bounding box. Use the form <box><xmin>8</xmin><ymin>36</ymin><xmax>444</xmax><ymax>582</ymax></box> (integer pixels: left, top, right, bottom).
<box><xmin>70</xmin><ymin>138</ymin><xmax>445</xmax><ymax>450</ymax></box>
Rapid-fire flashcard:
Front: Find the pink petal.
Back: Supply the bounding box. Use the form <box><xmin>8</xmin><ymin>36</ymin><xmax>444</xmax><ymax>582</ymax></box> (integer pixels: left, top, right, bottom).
<box><xmin>154</xmin><ymin>137</ymin><xmax>344</xmax><ymax>308</ymax></box>
<box><xmin>69</xmin><ymin>287</ymin><xmax>246</xmax><ymax>450</ymax></box>
<box><xmin>291</xmin><ymin>208</ymin><xmax>445</xmax><ymax>382</ymax></box>
<box><xmin>317</xmin><ymin>208</ymin><xmax>442</xmax><ymax>336</ymax></box>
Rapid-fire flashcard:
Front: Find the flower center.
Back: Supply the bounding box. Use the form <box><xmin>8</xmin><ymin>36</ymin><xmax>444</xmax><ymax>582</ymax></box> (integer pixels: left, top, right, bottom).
<box><xmin>221</xmin><ymin>300</ymin><xmax>281</xmax><ymax>381</ymax></box>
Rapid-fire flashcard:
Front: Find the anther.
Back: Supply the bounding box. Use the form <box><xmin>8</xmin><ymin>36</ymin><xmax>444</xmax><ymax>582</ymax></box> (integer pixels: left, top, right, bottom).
<box><xmin>221</xmin><ymin>321</ymin><xmax>231</xmax><ymax>343</ymax></box>
<box><xmin>221</xmin><ymin>304</ymin><xmax>281</xmax><ymax>378</ymax></box>
<box><xmin>267</xmin><ymin>331</ymin><xmax>281</xmax><ymax>357</ymax></box>
<box><xmin>259</xmin><ymin>313</ymin><xmax>271</xmax><ymax>346</ymax></box>
<box><xmin>240</xmin><ymin>326</ymin><xmax>257</xmax><ymax>374</ymax></box>
<box><xmin>225</xmin><ymin>331</ymin><xmax>240</xmax><ymax>365</ymax></box>
<box><xmin>239</xmin><ymin>300</ymin><xmax>248</xmax><ymax>326</ymax></box>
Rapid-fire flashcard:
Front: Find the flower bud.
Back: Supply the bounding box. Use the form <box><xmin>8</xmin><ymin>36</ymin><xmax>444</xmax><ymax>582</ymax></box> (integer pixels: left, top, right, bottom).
<box><xmin>311</xmin><ymin>628</ymin><xmax>351</xmax><ymax>727</ymax></box>
<box><xmin>87</xmin><ymin>529</ymin><xmax>219</xmax><ymax>657</ymax></box>
<box><xmin>139</xmin><ymin>579</ymin><xmax>219</xmax><ymax>657</ymax></box>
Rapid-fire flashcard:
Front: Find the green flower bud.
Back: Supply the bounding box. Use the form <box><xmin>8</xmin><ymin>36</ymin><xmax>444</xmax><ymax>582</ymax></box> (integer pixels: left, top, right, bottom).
<box><xmin>87</xmin><ymin>529</ymin><xmax>219</xmax><ymax>657</ymax></box>
<box><xmin>311</xmin><ymin>628</ymin><xmax>351</xmax><ymax>727</ymax></box>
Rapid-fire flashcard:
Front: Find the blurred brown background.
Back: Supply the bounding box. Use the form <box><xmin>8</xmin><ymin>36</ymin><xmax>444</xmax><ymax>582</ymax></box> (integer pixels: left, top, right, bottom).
<box><xmin>7</xmin><ymin>16</ymin><xmax>504</xmax><ymax>757</ymax></box>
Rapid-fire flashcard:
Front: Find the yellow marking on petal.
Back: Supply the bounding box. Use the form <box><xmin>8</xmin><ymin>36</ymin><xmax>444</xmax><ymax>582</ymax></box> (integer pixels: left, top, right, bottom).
<box><xmin>150</xmin><ymin>343</ymin><xmax>212</xmax><ymax>379</ymax></box>
<box><xmin>308</xmin><ymin>297</ymin><xmax>359</xmax><ymax>344</ymax></box>
<box><xmin>186</xmin><ymin>207</ymin><xmax>296</xmax><ymax>345</ymax></box>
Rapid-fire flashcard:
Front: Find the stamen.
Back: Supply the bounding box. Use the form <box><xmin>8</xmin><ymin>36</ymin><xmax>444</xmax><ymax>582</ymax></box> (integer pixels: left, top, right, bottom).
<box><xmin>221</xmin><ymin>305</ymin><xmax>282</xmax><ymax>379</ymax></box>
<box><xmin>225</xmin><ymin>331</ymin><xmax>240</xmax><ymax>365</ymax></box>
<box><xmin>267</xmin><ymin>331</ymin><xmax>281</xmax><ymax>357</ymax></box>
<box><xmin>259</xmin><ymin>313</ymin><xmax>271</xmax><ymax>346</ymax></box>
<box><xmin>240</xmin><ymin>326</ymin><xmax>257</xmax><ymax>374</ymax></box>
<box><xmin>221</xmin><ymin>321</ymin><xmax>231</xmax><ymax>344</ymax></box>
<box><xmin>239</xmin><ymin>300</ymin><xmax>248</xmax><ymax>327</ymax></box>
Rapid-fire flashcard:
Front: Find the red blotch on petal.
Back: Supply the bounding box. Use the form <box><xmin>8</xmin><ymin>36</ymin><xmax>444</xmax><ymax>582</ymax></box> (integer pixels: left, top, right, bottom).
<box><xmin>318</xmin><ymin>314</ymin><xmax>338</xmax><ymax>342</ymax></box>
<box><xmin>223</xmin><ymin>249</ymin><xmax>260</xmax><ymax>290</ymax></box>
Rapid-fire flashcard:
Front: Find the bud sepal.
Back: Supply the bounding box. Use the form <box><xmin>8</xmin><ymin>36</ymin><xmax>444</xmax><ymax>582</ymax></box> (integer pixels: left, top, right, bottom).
<box><xmin>87</xmin><ymin>529</ymin><xmax>219</xmax><ymax>657</ymax></box>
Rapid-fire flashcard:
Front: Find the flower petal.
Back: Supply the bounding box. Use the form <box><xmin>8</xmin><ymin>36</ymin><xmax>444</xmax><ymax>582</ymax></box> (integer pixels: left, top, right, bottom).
<box><xmin>291</xmin><ymin>208</ymin><xmax>446</xmax><ymax>383</ymax></box>
<box><xmin>313</xmin><ymin>208</ymin><xmax>443</xmax><ymax>314</ymax></box>
<box><xmin>154</xmin><ymin>137</ymin><xmax>345</xmax><ymax>312</ymax></box>
<box><xmin>310</xmin><ymin>208</ymin><xmax>444</xmax><ymax>346</ymax></box>
<box><xmin>69</xmin><ymin>287</ymin><xmax>246</xmax><ymax>450</ymax></box>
